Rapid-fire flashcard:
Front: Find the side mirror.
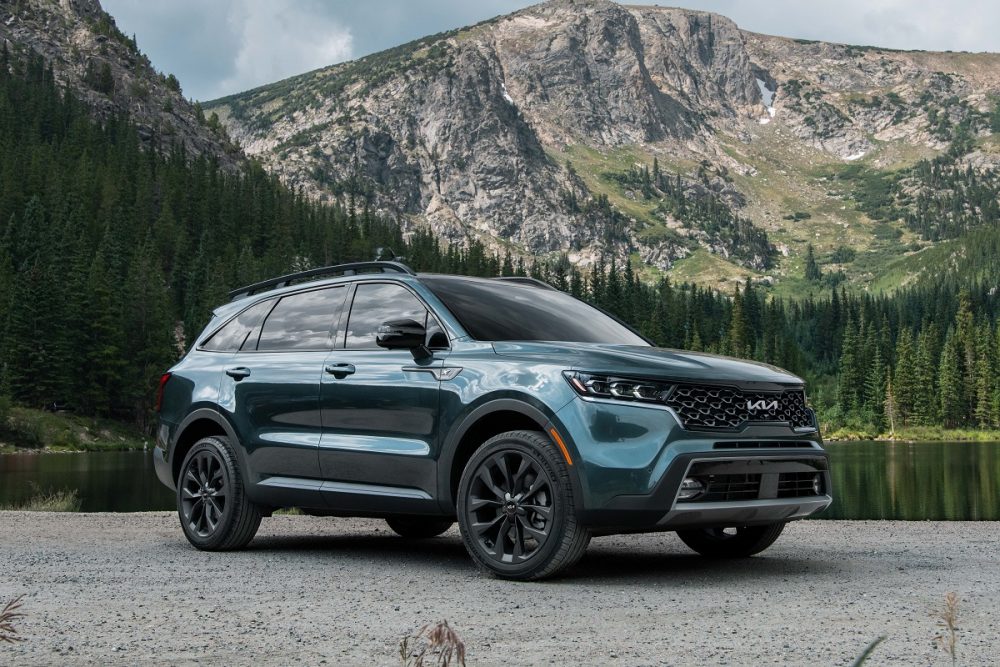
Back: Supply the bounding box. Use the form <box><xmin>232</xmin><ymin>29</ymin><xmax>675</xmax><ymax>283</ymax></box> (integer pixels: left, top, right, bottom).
<box><xmin>376</xmin><ymin>319</ymin><xmax>430</xmax><ymax>359</ymax></box>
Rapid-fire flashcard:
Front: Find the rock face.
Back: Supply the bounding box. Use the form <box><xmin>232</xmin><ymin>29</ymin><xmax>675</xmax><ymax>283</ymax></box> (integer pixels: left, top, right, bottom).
<box><xmin>0</xmin><ymin>0</ymin><xmax>237</xmax><ymax>163</ymax></box>
<box><xmin>204</xmin><ymin>0</ymin><xmax>1000</xmax><ymax>272</ymax></box>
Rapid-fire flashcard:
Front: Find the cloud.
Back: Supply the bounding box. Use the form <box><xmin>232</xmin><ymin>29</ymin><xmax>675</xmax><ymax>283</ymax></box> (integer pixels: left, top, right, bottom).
<box><xmin>679</xmin><ymin>0</ymin><xmax>1000</xmax><ymax>53</ymax></box>
<box><xmin>104</xmin><ymin>0</ymin><xmax>354</xmax><ymax>100</ymax></box>
<box><xmin>213</xmin><ymin>0</ymin><xmax>353</xmax><ymax>99</ymax></box>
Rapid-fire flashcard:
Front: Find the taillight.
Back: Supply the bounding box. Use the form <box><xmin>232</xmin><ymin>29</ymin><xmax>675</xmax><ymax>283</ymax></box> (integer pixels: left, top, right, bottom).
<box><xmin>155</xmin><ymin>373</ymin><xmax>172</xmax><ymax>412</ymax></box>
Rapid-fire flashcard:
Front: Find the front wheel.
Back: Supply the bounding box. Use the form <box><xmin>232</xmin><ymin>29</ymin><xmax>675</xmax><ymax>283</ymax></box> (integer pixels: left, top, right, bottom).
<box><xmin>677</xmin><ymin>522</ymin><xmax>785</xmax><ymax>558</ymax></box>
<box><xmin>457</xmin><ymin>430</ymin><xmax>590</xmax><ymax>581</ymax></box>
<box><xmin>176</xmin><ymin>436</ymin><xmax>262</xmax><ymax>551</ymax></box>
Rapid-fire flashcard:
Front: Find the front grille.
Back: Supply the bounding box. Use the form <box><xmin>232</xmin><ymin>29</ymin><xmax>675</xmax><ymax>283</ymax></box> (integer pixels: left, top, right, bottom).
<box><xmin>778</xmin><ymin>472</ymin><xmax>822</xmax><ymax>498</ymax></box>
<box><xmin>713</xmin><ymin>441</ymin><xmax>813</xmax><ymax>449</ymax></box>
<box><xmin>666</xmin><ymin>384</ymin><xmax>813</xmax><ymax>431</ymax></box>
<box><xmin>700</xmin><ymin>473</ymin><xmax>761</xmax><ymax>501</ymax></box>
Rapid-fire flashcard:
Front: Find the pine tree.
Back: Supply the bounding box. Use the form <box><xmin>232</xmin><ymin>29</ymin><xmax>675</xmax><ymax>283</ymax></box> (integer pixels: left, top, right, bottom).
<box><xmin>939</xmin><ymin>326</ymin><xmax>963</xmax><ymax>428</ymax></box>
<box><xmin>804</xmin><ymin>244</ymin><xmax>822</xmax><ymax>281</ymax></box>
<box><xmin>913</xmin><ymin>324</ymin><xmax>940</xmax><ymax>425</ymax></box>
<box><xmin>728</xmin><ymin>284</ymin><xmax>749</xmax><ymax>358</ymax></box>
<box><xmin>864</xmin><ymin>346</ymin><xmax>887</xmax><ymax>430</ymax></box>
<box><xmin>838</xmin><ymin>315</ymin><xmax>862</xmax><ymax>414</ymax></box>
<box><xmin>893</xmin><ymin>329</ymin><xmax>918</xmax><ymax>425</ymax></box>
<box><xmin>973</xmin><ymin>322</ymin><xmax>995</xmax><ymax>427</ymax></box>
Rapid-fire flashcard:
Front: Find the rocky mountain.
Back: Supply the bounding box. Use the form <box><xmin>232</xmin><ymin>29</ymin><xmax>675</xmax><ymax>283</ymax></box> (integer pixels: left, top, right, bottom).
<box><xmin>0</xmin><ymin>0</ymin><xmax>237</xmax><ymax>162</ymax></box>
<box><xmin>202</xmin><ymin>0</ymin><xmax>1000</xmax><ymax>290</ymax></box>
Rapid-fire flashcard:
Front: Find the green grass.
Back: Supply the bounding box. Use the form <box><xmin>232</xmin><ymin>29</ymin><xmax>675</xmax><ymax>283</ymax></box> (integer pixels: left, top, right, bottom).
<box><xmin>824</xmin><ymin>424</ymin><xmax>1000</xmax><ymax>442</ymax></box>
<box><xmin>667</xmin><ymin>248</ymin><xmax>758</xmax><ymax>287</ymax></box>
<box><xmin>0</xmin><ymin>406</ymin><xmax>148</xmax><ymax>452</ymax></box>
<box><xmin>274</xmin><ymin>507</ymin><xmax>304</xmax><ymax>516</ymax></box>
<box><xmin>0</xmin><ymin>485</ymin><xmax>81</xmax><ymax>512</ymax></box>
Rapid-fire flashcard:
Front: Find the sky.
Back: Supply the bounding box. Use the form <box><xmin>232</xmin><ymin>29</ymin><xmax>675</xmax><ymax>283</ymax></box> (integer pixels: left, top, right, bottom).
<box><xmin>101</xmin><ymin>0</ymin><xmax>1000</xmax><ymax>102</ymax></box>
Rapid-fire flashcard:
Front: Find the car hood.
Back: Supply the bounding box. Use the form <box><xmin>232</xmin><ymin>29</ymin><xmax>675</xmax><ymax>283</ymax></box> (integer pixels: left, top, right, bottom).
<box><xmin>491</xmin><ymin>342</ymin><xmax>803</xmax><ymax>387</ymax></box>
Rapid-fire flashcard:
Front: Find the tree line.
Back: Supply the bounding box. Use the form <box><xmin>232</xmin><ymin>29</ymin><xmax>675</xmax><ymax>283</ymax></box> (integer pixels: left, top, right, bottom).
<box><xmin>2</xmin><ymin>49</ymin><xmax>1000</xmax><ymax>436</ymax></box>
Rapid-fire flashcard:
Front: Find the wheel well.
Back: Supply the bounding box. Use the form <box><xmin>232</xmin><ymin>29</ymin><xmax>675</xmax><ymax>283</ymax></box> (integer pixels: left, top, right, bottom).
<box><xmin>449</xmin><ymin>410</ymin><xmax>543</xmax><ymax>504</ymax></box>
<box><xmin>172</xmin><ymin>418</ymin><xmax>227</xmax><ymax>483</ymax></box>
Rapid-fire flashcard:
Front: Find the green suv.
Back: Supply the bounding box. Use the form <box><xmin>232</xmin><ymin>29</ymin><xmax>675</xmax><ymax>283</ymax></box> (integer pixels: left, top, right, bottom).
<box><xmin>154</xmin><ymin>261</ymin><xmax>831</xmax><ymax>580</ymax></box>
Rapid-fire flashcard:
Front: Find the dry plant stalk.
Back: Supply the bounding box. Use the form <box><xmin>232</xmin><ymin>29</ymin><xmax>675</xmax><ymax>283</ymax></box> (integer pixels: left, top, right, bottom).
<box><xmin>850</xmin><ymin>635</ymin><xmax>885</xmax><ymax>666</ymax></box>
<box><xmin>400</xmin><ymin>619</ymin><xmax>466</xmax><ymax>667</ymax></box>
<box><xmin>933</xmin><ymin>591</ymin><xmax>960</xmax><ymax>666</ymax></box>
<box><xmin>0</xmin><ymin>595</ymin><xmax>26</xmax><ymax>644</ymax></box>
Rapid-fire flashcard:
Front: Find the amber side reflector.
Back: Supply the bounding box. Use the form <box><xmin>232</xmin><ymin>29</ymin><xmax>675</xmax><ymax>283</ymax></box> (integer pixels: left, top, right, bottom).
<box><xmin>548</xmin><ymin>428</ymin><xmax>573</xmax><ymax>466</ymax></box>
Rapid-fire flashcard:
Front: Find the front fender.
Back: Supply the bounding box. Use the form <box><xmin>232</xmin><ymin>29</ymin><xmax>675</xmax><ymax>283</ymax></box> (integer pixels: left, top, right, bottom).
<box><xmin>435</xmin><ymin>394</ymin><xmax>585</xmax><ymax>514</ymax></box>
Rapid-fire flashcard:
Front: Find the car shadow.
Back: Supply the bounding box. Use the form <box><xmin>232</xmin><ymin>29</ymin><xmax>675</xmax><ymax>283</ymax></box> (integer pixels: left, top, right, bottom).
<box><xmin>198</xmin><ymin>523</ymin><xmax>845</xmax><ymax>585</ymax></box>
<box><xmin>563</xmin><ymin>539</ymin><xmax>844</xmax><ymax>586</ymax></box>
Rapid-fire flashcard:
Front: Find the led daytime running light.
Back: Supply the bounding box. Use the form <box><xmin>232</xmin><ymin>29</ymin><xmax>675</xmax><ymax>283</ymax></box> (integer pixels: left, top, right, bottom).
<box><xmin>565</xmin><ymin>372</ymin><xmax>672</xmax><ymax>403</ymax></box>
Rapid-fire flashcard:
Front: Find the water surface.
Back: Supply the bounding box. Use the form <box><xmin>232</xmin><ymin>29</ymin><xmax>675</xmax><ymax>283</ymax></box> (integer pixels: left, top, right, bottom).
<box><xmin>0</xmin><ymin>441</ymin><xmax>997</xmax><ymax>518</ymax></box>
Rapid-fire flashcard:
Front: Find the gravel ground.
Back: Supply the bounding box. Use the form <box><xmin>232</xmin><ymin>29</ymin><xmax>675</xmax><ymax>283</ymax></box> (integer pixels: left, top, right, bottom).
<box><xmin>1</xmin><ymin>513</ymin><xmax>997</xmax><ymax>666</ymax></box>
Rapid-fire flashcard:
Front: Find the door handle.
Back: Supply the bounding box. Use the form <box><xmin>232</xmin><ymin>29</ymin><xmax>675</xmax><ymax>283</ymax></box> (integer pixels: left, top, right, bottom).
<box><xmin>325</xmin><ymin>363</ymin><xmax>356</xmax><ymax>379</ymax></box>
<box><xmin>225</xmin><ymin>367</ymin><xmax>251</xmax><ymax>380</ymax></box>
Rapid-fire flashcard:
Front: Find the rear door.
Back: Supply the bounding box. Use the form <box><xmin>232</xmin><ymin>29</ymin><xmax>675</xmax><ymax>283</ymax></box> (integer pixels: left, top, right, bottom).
<box><xmin>318</xmin><ymin>281</ymin><xmax>445</xmax><ymax>511</ymax></box>
<box><xmin>221</xmin><ymin>286</ymin><xmax>348</xmax><ymax>488</ymax></box>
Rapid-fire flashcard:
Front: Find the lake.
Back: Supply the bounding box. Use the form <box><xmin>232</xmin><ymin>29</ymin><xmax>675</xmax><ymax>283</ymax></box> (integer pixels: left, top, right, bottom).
<box><xmin>0</xmin><ymin>441</ymin><xmax>998</xmax><ymax>518</ymax></box>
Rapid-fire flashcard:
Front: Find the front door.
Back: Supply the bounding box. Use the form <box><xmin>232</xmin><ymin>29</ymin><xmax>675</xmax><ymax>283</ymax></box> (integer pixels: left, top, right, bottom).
<box><xmin>319</xmin><ymin>281</ymin><xmax>444</xmax><ymax>511</ymax></box>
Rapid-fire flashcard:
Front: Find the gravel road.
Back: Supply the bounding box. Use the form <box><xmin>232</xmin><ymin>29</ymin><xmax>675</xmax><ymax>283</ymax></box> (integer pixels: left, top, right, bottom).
<box><xmin>1</xmin><ymin>512</ymin><xmax>997</xmax><ymax>665</ymax></box>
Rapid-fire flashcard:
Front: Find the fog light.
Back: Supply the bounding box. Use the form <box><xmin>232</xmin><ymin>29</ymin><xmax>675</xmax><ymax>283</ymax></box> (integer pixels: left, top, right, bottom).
<box><xmin>812</xmin><ymin>474</ymin><xmax>823</xmax><ymax>495</ymax></box>
<box><xmin>677</xmin><ymin>477</ymin><xmax>705</xmax><ymax>501</ymax></box>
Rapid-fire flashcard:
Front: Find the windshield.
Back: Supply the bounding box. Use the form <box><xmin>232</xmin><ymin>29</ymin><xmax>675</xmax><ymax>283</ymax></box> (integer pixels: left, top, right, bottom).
<box><xmin>421</xmin><ymin>276</ymin><xmax>650</xmax><ymax>345</ymax></box>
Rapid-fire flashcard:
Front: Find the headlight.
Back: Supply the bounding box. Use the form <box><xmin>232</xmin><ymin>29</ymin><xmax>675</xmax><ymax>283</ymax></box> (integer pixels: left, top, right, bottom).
<box><xmin>564</xmin><ymin>371</ymin><xmax>673</xmax><ymax>404</ymax></box>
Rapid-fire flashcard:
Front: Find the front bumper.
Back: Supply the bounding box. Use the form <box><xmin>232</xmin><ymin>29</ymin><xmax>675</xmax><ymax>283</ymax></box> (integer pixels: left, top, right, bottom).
<box><xmin>578</xmin><ymin>449</ymin><xmax>832</xmax><ymax>531</ymax></box>
<box><xmin>556</xmin><ymin>397</ymin><xmax>831</xmax><ymax>531</ymax></box>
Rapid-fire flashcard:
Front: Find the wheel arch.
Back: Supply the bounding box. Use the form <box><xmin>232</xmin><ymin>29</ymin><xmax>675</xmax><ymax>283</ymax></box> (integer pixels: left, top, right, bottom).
<box><xmin>437</xmin><ymin>397</ymin><xmax>583</xmax><ymax>514</ymax></box>
<box><xmin>170</xmin><ymin>408</ymin><xmax>242</xmax><ymax>485</ymax></box>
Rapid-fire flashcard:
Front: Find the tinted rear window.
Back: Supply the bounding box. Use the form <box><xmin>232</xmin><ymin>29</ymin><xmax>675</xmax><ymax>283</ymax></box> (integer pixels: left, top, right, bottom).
<box><xmin>421</xmin><ymin>277</ymin><xmax>649</xmax><ymax>345</ymax></box>
<box><xmin>257</xmin><ymin>287</ymin><xmax>347</xmax><ymax>351</ymax></box>
<box><xmin>201</xmin><ymin>299</ymin><xmax>275</xmax><ymax>352</ymax></box>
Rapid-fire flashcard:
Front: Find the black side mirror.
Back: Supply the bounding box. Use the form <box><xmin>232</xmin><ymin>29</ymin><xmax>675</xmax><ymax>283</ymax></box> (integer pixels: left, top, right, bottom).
<box><xmin>376</xmin><ymin>319</ymin><xmax>431</xmax><ymax>360</ymax></box>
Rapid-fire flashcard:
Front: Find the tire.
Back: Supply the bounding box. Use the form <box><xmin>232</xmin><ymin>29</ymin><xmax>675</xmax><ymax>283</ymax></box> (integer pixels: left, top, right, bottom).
<box><xmin>457</xmin><ymin>430</ymin><xmax>590</xmax><ymax>581</ymax></box>
<box><xmin>677</xmin><ymin>522</ymin><xmax>786</xmax><ymax>558</ymax></box>
<box><xmin>176</xmin><ymin>436</ymin><xmax>262</xmax><ymax>551</ymax></box>
<box><xmin>385</xmin><ymin>515</ymin><xmax>454</xmax><ymax>539</ymax></box>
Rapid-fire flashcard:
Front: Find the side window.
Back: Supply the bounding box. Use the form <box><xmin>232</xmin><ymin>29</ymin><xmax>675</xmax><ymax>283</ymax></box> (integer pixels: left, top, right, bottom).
<box><xmin>257</xmin><ymin>287</ymin><xmax>346</xmax><ymax>351</ymax></box>
<box><xmin>201</xmin><ymin>299</ymin><xmax>276</xmax><ymax>352</ymax></box>
<box><xmin>345</xmin><ymin>283</ymin><xmax>430</xmax><ymax>350</ymax></box>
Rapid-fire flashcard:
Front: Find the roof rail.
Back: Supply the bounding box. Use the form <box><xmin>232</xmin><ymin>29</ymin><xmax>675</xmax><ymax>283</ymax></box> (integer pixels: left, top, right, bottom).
<box><xmin>228</xmin><ymin>261</ymin><xmax>416</xmax><ymax>301</ymax></box>
<box><xmin>492</xmin><ymin>276</ymin><xmax>556</xmax><ymax>290</ymax></box>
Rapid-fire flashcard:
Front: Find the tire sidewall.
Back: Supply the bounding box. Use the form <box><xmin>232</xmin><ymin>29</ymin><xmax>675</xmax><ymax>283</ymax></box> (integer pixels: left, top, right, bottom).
<box><xmin>176</xmin><ymin>437</ymin><xmax>240</xmax><ymax>550</ymax></box>
<box><xmin>457</xmin><ymin>433</ymin><xmax>574</xmax><ymax>579</ymax></box>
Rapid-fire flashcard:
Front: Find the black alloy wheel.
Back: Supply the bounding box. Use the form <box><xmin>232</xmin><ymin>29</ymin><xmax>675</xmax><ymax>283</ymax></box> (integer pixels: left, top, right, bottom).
<box><xmin>466</xmin><ymin>449</ymin><xmax>555</xmax><ymax>563</ymax></box>
<box><xmin>457</xmin><ymin>430</ymin><xmax>589</xmax><ymax>580</ymax></box>
<box><xmin>180</xmin><ymin>448</ymin><xmax>228</xmax><ymax>538</ymax></box>
<box><xmin>176</xmin><ymin>436</ymin><xmax>262</xmax><ymax>551</ymax></box>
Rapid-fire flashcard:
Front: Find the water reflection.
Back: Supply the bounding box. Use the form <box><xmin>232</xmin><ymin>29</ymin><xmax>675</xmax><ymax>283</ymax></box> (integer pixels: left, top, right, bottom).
<box><xmin>0</xmin><ymin>442</ymin><xmax>998</xmax><ymax>518</ymax></box>
<box><xmin>0</xmin><ymin>451</ymin><xmax>174</xmax><ymax>512</ymax></box>
<box><xmin>822</xmin><ymin>441</ymin><xmax>1000</xmax><ymax>520</ymax></box>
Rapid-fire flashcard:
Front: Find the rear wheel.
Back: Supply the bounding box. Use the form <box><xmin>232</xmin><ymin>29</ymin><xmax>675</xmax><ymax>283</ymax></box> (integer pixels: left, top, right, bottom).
<box><xmin>457</xmin><ymin>430</ymin><xmax>589</xmax><ymax>581</ymax></box>
<box><xmin>677</xmin><ymin>522</ymin><xmax>785</xmax><ymax>558</ymax></box>
<box><xmin>177</xmin><ymin>436</ymin><xmax>262</xmax><ymax>551</ymax></box>
<box><xmin>385</xmin><ymin>515</ymin><xmax>454</xmax><ymax>539</ymax></box>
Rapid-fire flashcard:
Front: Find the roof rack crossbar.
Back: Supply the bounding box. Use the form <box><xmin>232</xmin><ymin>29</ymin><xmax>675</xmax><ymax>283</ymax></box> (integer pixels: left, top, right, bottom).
<box><xmin>492</xmin><ymin>276</ymin><xmax>556</xmax><ymax>290</ymax></box>
<box><xmin>228</xmin><ymin>261</ymin><xmax>415</xmax><ymax>301</ymax></box>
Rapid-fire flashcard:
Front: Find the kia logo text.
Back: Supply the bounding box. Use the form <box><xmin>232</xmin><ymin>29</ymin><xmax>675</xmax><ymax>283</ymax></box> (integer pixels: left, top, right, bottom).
<box><xmin>746</xmin><ymin>399</ymin><xmax>779</xmax><ymax>411</ymax></box>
